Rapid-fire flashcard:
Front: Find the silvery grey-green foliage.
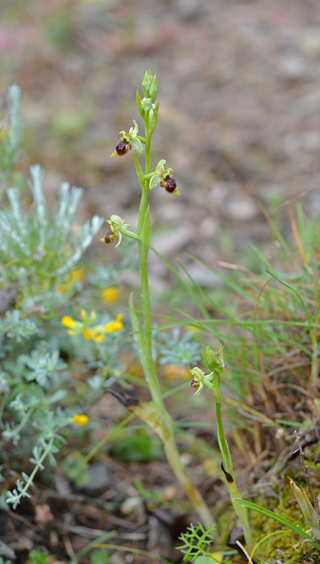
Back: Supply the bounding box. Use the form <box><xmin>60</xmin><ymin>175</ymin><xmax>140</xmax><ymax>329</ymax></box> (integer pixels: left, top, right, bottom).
<box><xmin>4</xmin><ymin>387</ymin><xmax>69</xmax><ymax>508</ymax></box>
<box><xmin>0</xmin><ymin>84</ymin><xmax>23</xmax><ymax>189</ymax></box>
<box><xmin>158</xmin><ymin>328</ymin><xmax>201</xmax><ymax>367</ymax></box>
<box><xmin>0</xmin><ymin>310</ymin><xmax>38</xmax><ymax>342</ymax></box>
<box><xmin>0</xmin><ymin>85</ymin><xmax>104</xmax><ymax>510</ymax></box>
<box><xmin>19</xmin><ymin>343</ymin><xmax>67</xmax><ymax>387</ymax></box>
<box><xmin>0</xmin><ymin>165</ymin><xmax>103</xmax><ymax>297</ymax></box>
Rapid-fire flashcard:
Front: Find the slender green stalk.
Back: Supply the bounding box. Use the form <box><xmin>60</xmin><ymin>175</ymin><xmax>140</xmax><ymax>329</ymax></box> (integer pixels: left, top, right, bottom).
<box><xmin>215</xmin><ymin>401</ymin><xmax>233</xmax><ymax>474</ymax></box>
<box><xmin>136</xmin><ymin>124</ymin><xmax>163</xmax><ymax>408</ymax></box>
<box><xmin>191</xmin><ymin>348</ymin><xmax>253</xmax><ymax>549</ymax></box>
<box><xmin>214</xmin><ymin>394</ymin><xmax>253</xmax><ymax>550</ymax></box>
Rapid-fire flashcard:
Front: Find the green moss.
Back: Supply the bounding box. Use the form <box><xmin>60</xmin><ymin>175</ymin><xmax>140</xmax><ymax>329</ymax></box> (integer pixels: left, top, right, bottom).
<box><xmin>248</xmin><ymin>478</ymin><xmax>320</xmax><ymax>562</ymax></box>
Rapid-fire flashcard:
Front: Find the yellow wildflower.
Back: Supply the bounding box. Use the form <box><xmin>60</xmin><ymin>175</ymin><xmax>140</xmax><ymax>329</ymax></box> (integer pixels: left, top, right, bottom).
<box><xmin>62</xmin><ymin>310</ymin><xmax>98</xmax><ymax>339</ymax></box>
<box><xmin>80</xmin><ymin>309</ymin><xmax>96</xmax><ymax>322</ymax></box>
<box><xmin>81</xmin><ymin>309</ymin><xmax>87</xmax><ymax>321</ymax></box>
<box><xmin>82</xmin><ymin>326</ymin><xmax>105</xmax><ymax>342</ymax></box>
<box><xmin>62</xmin><ymin>316</ymin><xmax>77</xmax><ymax>328</ymax></box>
<box><xmin>62</xmin><ymin>315</ymin><xmax>81</xmax><ymax>336</ymax></box>
<box><xmin>82</xmin><ymin>327</ymin><xmax>94</xmax><ymax>340</ymax></box>
<box><xmin>105</xmin><ymin>313</ymin><xmax>123</xmax><ymax>333</ymax></box>
<box><xmin>102</xmin><ymin>287</ymin><xmax>119</xmax><ymax>304</ymax></box>
<box><xmin>73</xmin><ymin>414</ymin><xmax>89</xmax><ymax>426</ymax></box>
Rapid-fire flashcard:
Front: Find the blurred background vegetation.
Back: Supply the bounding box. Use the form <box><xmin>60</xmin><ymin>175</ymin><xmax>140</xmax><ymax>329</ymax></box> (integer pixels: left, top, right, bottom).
<box><xmin>2</xmin><ymin>0</ymin><xmax>320</xmax><ymax>273</ymax></box>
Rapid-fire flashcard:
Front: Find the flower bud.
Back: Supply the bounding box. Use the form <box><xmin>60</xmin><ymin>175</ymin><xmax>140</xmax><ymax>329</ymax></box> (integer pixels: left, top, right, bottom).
<box><xmin>142</xmin><ymin>69</ymin><xmax>153</xmax><ymax>97</ymax></box>
<box><xmin>206</xmin><ymin>345</ymin><xmax>225</xmax><ymax>372</ymax></box>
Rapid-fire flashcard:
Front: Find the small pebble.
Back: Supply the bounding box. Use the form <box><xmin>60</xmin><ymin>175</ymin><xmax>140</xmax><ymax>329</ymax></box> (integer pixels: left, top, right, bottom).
<box><xmin>225</xmin><ymin>197</ymin><xmax>258</xmax><ymax>221</ymax></box>
<box><xmin>83</xmin><ymin>462</ymin><xmax>110</xmax><ymax>493</ymax></box>
<box><xmin>176</xmin><ymin>0</ymin><xmax>202</xmax><ymax>20</ymax></box>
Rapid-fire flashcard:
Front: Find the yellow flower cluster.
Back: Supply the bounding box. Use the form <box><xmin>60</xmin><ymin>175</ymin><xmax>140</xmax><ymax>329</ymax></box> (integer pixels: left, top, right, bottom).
<box><xmin>62</xmin><ymin>309</ymin><xmax>123</xmax><ymax>343</ymax></box>
<box><xmin>106</xmin><ymin>314</ymin><xmax>123</xmax><ymax>333</ymax></box>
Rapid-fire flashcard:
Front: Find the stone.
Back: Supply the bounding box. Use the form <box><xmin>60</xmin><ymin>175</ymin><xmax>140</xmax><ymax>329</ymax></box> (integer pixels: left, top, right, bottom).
<box><xmin>82</xmin><ymin>462</ymin><xmax>110</xmax><ymax>494</ymax></box>
<box><xmin>151</xmin><ymin>227</ymin><xmax>192</xmax><ymax>258</ymax></box>
<box><xmin>225</xmin><ymin>197</ymin><xmax>258</xmax><ymax>221</ymax></box>
<box><xmin>176</xmin><ymin>0</ymin><xmax>202</xmax><ymax>20</ymax></box>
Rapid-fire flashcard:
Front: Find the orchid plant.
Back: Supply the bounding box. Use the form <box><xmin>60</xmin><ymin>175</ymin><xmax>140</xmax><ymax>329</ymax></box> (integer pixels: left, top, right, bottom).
<box><xmin>101</xmin><ymin>70</ymin><xmax>213</xmax><ymax>527</ymax></box>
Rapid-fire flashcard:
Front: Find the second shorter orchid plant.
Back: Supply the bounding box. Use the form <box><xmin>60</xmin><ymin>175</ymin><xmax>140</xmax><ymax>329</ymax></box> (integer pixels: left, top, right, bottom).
<box><xmin>190</xmin><ymin>346</ymin><xmax>253</xmax><ymax>551</ymax></box>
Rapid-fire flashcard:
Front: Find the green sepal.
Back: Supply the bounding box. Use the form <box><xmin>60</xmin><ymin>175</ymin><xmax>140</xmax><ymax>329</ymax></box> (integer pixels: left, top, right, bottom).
<box><xmin>132</xmin><ymin>138</ymin><xmax>143</xmax><ymax>153</ymax></box>
<box><xmin>136</xmin><ymin>90</ymin><xmax>145</xmax><ymax>119</ymax></box>
<box><xmin>149</xmin><ymin>101</ymin><xmax>159</xmax><ymax>134</ymax></box>
<box><xmin>134</xmin><ymin>151</ymin><xmax>145</xmax><ymax>190</ymax></box>
<box><xmin>149</xmin><ymin>175</ymin><xmax>161</xmax><ymax>190</ymax></box>
<box><xmin>150</xmin><ymin>75</ymin><xmax>158</xmax><ymax>103</ymax></box>
<box><xmin>128</xmin><ymin>292</ymin><xmax>145</xmax><ymax>359</ymax></box>
<box><xmin>140</xmin><ymin>205</ymin><xmax>151</xmax><ymax>262</ymax></box>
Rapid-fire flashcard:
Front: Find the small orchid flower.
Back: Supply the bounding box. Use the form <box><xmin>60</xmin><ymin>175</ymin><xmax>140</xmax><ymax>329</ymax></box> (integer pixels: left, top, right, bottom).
<box><xmin>100</xmin><ymin>215</ymin><xmax>130</xmax><ymax>248</ymax></box>
<box><xmin>111</xmin><ymin>120</ymin><xmax>143</xmax><ymax>157</ymax></box>
<box><xmin>190</xmin><ymin>367</ymin><xmax>214</xmax><ymax>397</ymax></box>
<box><xmin>148</xmin><ymin>160</ymin><xmax>179</xmax><ymax>194</ymax></box>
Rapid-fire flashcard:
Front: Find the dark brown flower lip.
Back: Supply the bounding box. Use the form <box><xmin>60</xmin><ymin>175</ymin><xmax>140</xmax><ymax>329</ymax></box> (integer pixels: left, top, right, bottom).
<box><xmin>103</xmin><ymin>229</ymin><xmax>115</xmax><ymax>244</ymax></box>
<box><xmin>115</xmin><ymin>138</ymin><xmax>132</xmax><ymax>156</ymax></box>
<box><xmin>160</xmin><ymin>176</ymin><xmax>177</xmax><ymax>193</ymax></box>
